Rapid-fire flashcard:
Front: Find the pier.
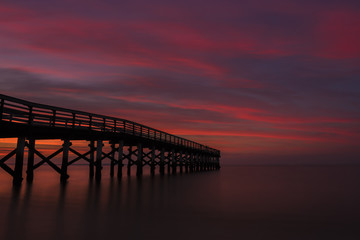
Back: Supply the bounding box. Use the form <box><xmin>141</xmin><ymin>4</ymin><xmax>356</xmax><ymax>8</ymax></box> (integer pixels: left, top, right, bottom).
<box><xmin>0</xmin><ymin>94</ymin><xmax>221</xmax><ymax>184</ymax></box>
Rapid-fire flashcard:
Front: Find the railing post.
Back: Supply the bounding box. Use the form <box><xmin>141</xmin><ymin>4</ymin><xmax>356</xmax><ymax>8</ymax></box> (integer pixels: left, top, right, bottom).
<box><xmin>28</xmin><ymin>106</ymin><xmax>33</xmax><ymax>125</ymax></box>
<box><xmin>103</xmin><ymin>118</ymin><xmax>106</xmax><ymax>131</ymax></box>
<box><xmin>89</xmin><ymin>116</ymin><xmax>92</xmax><ymax>130</ymax></box>
<box><xmin>52</xmin><ymin>110</ymin><xmax>56</xmax><ymax>127</ymax></box>
<box><xmin>0</xmin><ymin>98</ymin><xmax>4</xmax><ymax>120</ymax></box>
<box><xmin>72</xmin><ymin>113</ymin><xmax>75</xmax><ymax>128</ymax></box>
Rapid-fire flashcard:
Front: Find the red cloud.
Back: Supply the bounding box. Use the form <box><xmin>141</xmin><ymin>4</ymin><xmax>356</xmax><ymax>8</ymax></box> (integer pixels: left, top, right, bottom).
<box><xmin>315</xmin><ymin>9</ymin><xmax>360</xmax><ymax>59</ymax></box>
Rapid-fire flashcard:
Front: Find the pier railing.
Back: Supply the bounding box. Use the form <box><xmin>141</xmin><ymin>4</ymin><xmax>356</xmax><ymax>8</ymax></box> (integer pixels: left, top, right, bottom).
<box><xmin>0</xmin><ymin>94</ymin><xmax>220</xmax><ymax>155</ymax></box>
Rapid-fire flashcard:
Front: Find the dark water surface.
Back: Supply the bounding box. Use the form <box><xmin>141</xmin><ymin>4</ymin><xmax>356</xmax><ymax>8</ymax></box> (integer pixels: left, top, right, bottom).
<box><xmin>1</xmin><ymin>165</ymin><xmax>360</xmax><ymax>240</ymax></box>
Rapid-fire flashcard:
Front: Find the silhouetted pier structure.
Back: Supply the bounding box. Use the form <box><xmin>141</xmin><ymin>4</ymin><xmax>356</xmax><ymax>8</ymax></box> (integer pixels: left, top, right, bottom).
<box><xmin>0</xmin><ymin>94</ymin><xmax>221</xmax><ymax>184</ymax></box>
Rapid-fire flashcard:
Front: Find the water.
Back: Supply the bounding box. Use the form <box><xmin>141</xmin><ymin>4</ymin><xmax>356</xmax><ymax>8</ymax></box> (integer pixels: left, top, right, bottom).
<box><xmin>1</xmin><ymin>165</ymin><xmax>360</xmax><ymax>240</ymax></box>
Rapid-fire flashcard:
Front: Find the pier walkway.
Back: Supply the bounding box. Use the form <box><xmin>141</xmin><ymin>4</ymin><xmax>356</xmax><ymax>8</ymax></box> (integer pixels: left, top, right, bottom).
<box><xmin>0</xmin><ymin>94</ymin><xmax>220</xmax><ymax>183</ymax></box>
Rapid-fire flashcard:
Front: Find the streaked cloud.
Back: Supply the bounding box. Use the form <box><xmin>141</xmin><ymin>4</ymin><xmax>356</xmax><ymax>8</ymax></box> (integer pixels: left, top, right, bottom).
<box><xmin>0</xmin><ymin>0</ymin><xmax>359</xmax><ymax>164</ymax></box>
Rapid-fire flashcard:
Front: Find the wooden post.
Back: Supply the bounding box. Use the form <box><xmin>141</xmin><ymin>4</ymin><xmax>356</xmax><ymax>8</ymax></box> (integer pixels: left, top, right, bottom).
<box><xmin>208</xmin><ymin>155</ymin><xmax>211</xmax><ymax>170</ymax></box>
<box><xmin>179</xmin><ymin>151</ymin><xmax>183</xmax><ymax>174</ymax></box>
<box><xmin>214</xmin><ymin>156</ymin><xmax>217</xmax><ymax>170</ymax></box>
<box><xmin>95</xmin><ymin>140</ymin><xmax>103</xmax><ymax>181</ymax></box>
<box><xmin>13</xmin><ymin>137</ymin><xmax>25</xmax><ymax>184</ymax></box>
<box><xmin>160</xmin><ymin>147</ymin><xmax>165</xmax><ymax>175</ymax></box>
<box><xmin>26</xmin><ymin>138</ymin><xmax>35</xmax><ymax>182</ymax></box>
<box><xmin>167</xmin><ymin>151</ymin><xmax>171</xmax><ymax>174</ymax></box>
<box><xmin>202</xmin><ymin>154</ymin><xmax>205</xmax><ymax>171</ymax></box>
<box><xmin>205</xmin><ymin>154</ymin><xmax>208</xmax><ymax>171</ymax></box>
<box><xmin>127</xmin><ymin>146</ymin><xmax>132</xmax><ymax>176</ymax></box>
<box><xmin>189</xmin><ymin>152</ymin><xmax>194</xmax><ymax>172</ymax></box>
<box><xmin>204</xmin><ymin>154</ymin><xmax>208</xmax><ymax>171</ymax></box>
<box><xmin>89</xmin><ymin>141</ymin><xmax>95</xmax><ymax>178</ymax></box>
<box><xmin>172</xmin><ymin>149</ymin><xmax>176</xmax><ymax>174</ymax></box>
<box><xmin>60</xmin><ymin>139</ymin><xmax>70</xmax><ymax>182</ymax></box>
<box><xmin>212</xmin><ymin>156</ymin><xmax>215</xmax><ymax>170</ymax></box>
<box><xmin>150</xmin><ymin>146</ymin><xmax>155</xmax><ymax>175</ymax></box>
<box><xmin>136</xmin><ymin>142</ymin><xmax>143</xmax><ymax>177</ymax></box>
<box><xmin>184</xmin><ymin>152</ymin><xmax>189</xmax><ymax>173</ymax></box>
<box><xmin>196</xmin><ymin>153</ymin><xmax>200</xmax><ymax>172</ymax></box>
<box><xmin>117</xmin><ymin>140</ymin><xmax>124</xmax><ymax>180</ymax></box>
<box><xmin>110</xmin><ymin>142</ymin><xmax>115</xmax><ymax>177</ymax></box>
<box><xmin>200</xmin><ymin>154</ymin><xmax>204</xmax><ymax>171</ymax></box>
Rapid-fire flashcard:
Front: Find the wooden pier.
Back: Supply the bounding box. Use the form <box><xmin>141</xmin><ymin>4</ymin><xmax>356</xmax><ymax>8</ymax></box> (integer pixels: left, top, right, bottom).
<box><xmin>0</xmin><ymin>94</ymin><xmax>221</xmax><ymax>184</ymax></box>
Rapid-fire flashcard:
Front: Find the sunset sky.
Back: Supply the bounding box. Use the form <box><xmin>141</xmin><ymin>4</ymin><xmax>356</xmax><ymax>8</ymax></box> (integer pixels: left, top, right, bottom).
<box><xmin>0</xmin><ymin>0</ymin><xmax>359</xmax><ymax>164</ymax></box>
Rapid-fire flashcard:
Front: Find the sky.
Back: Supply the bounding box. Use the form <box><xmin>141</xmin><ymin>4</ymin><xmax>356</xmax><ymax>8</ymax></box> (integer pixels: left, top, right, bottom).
<box><xmin>0</xmin><ymin>0</ymin><xmax>359</xmax><ymax>164</ymax></box>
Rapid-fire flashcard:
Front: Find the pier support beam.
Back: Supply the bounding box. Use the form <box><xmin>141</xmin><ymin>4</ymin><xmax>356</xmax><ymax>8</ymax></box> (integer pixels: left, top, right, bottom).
<box><xmin>26</xmin><ymin>138</ymin><xmax>35</xmax><ymax>182</ymax></box>
<box><xmin>117</xmin><ymin>140</ymin><xmax>124</xmax><ymax>180</ymax></box>
<box><xmin>205</xmin><ymin>154</ymin><xmax>208</xmax><ymax>171</ymax></box>
<box><xmin>200</xmin><ymin>154</ymin><xmax>204</xmax><ymax>171</ymax></box>
<box><xmin>95</xmin><ymin>140</ymin><xmax>103</xmax><ymax>181</ymax></box>
<box><xmin>160</xmin><ymin>148</ymin><xmax>165</xmax><ymax>175</ymax></box>
<box><xmin>13</xmin><ymin>137</ymin><xmax>25</xmax><ymax>184</ymax></box>
<box><xmin>197</xmin><ymin>153</ymin><xmax>201</xmax><ymax>172</ymax></box>
<box><xmin>110</xmin><ymin>143</ymin><xmax>115</xmax><ymax>177</ymax></box>
<box><xmin>189</xmin><ymin>152</ymin><xmax>194</xmax><ymax>172</ymax></box>
<box><xmin>167</xmin><ymin>151</ymin><xmax>171</xmax><ymax>174</ymax></box>
<box><xmin>88</xmin><ymin>141</ymin><xmax>95</xmax><ymax>178</ymax></box>
<box><xmin>172</xmin><ymin>149</ymin><xmax>176</xmax><ymax>174</ymax></box>
<box><xmin>184</xmin><ymin>152</ymin><xmax>189</xmax><ymax>173</ymax></box>
<box><xmin>60</xmin><ymin>139</ymin><xmax>70</xmax><ymax>183</ymax></box>
<box><xmin>127</xmin><ymin>146</ymin><xmax>132</xmax><ymax>176</ymax></box>
<box><xmin>136</xmin><ymin>143</ymin><xmax>143</xmax><ymax>177</ymax></box>
<box><xmin>150</xmin><ymin>146</ymin><xmax>155</xmax><ymax>176</ymax></box>
<box><xmin>179</xmin><ymin>151</ymin><xmax>183</xmax><ymax>174</ymax></box>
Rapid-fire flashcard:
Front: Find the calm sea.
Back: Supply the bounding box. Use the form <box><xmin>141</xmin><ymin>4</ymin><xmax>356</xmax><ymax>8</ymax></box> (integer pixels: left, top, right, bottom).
<box><xmin>1</xmin><ymin>165</ymin><xmax>360</xmax><ymax>240</ymax></box>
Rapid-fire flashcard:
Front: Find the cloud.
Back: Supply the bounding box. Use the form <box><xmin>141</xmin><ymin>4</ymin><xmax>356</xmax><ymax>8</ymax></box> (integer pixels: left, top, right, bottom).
<box><xmin>0</xmin><ymin>1</ymin><xmax>360</xmax><ymax>164</ymax></box>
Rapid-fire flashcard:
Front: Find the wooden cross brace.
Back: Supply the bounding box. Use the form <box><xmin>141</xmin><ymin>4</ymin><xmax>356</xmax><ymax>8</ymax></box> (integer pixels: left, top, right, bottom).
<box><xmin>25</xmin><ymin>141</ymin><xmax>63</xmax><ymax>174</ymax></box>
<box><xmin>68</xmin><ymin>148</ymin><xmax>93</xmax><ymax>166</ymax></box>
<box><xmin>0</xmin><ymin>149</ymin><xmax>17</xmax><ymax>176</ymax></box>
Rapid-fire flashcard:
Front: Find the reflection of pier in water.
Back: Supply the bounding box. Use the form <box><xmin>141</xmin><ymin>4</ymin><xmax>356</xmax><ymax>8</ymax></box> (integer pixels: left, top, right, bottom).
<box><xmin>0</xmin><ymin>94</ymin><xmax>221</xmax><ymax>183</ymax></box>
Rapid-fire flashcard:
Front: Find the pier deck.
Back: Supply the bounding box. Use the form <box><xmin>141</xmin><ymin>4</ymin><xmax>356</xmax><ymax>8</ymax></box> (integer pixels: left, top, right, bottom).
<box><xmin>0</xmin><ymin>94</ymin><xmax>221</xmax><ymax>183</ymax></box>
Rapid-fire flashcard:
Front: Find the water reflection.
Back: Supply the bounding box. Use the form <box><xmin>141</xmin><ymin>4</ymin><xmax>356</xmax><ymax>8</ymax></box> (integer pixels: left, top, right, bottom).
<box><xmin>1</xmin><ymin>166</ymin><xmax>360</xmax><ymax>240</ymax></box>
